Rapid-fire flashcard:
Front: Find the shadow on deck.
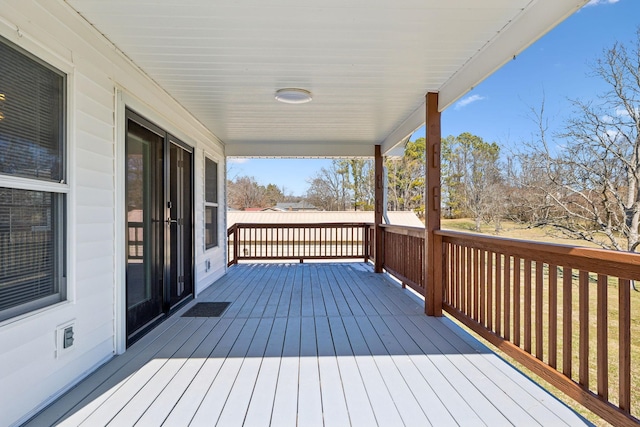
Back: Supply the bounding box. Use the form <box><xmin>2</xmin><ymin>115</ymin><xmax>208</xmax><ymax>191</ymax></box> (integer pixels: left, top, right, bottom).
<box><xmin>25</xmin><ymin>263</ymin><xmax>590</xmax><ymax>426</ymax></box>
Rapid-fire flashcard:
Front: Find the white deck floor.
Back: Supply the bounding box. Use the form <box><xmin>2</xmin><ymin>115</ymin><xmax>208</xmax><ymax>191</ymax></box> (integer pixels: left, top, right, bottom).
<box><xmin>26</xmin><ymin>263</ymin><xmax>590</xmax><ymax>426</ymax></box>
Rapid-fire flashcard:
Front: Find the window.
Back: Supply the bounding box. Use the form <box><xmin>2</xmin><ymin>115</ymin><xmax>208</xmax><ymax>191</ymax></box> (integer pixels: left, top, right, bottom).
<box><xmin>204</xmin><ymin>157</ymin><xmax>218</xmax><ymax>249</ymax></box>
<box><xmin>0</xmin><ymin>37</ymin><xmax>66</xmax><ymax>321</ymax></box>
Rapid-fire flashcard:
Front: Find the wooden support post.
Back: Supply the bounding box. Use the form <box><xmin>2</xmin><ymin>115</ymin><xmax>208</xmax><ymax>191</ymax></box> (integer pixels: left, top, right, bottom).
<box><xmin>233</xmin><ymin>225</ymin><xmax>239</xmax><ymax>265</ymax></box>
<box><xmin>374</xmin><ymin>145</ymin><xmax>384</xmax><ymax>273</ymax></box>
<box><xmin>425</xmin><ymin>92</ymin><xmax>443</xmax><ymax>316</ymax></box>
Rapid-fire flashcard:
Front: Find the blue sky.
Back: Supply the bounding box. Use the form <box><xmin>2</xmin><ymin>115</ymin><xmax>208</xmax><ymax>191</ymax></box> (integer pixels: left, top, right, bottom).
<box><xmin>228</xmin><ymin>0</ymin><xmax>638</xmax><ymax>196</ymax></box>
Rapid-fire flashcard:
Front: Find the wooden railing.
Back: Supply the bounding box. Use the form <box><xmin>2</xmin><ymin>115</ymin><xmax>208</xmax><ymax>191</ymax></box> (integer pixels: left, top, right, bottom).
<box><xmin>227</xmin><ymin>222</ymin><xmax>372</xmax><ymax>266</ymax></box>
<box><xmin>437</xmin><ymin>229</ymin><xmax>640</xmax><ymax>426</ymax></box>
<box><xmin>225</xmin><ymin>220</ymin><xmax>639</xmax><ymax>423</ymax></box>
<box><xmin>379</xmin><ymin>224</ymin><xmax>425</xmax><ymax>296</ymax></box>
<box><xmin>127</xmin><ymin>222</ymin><xmax>144</xmax><ymax>260</ymax></box>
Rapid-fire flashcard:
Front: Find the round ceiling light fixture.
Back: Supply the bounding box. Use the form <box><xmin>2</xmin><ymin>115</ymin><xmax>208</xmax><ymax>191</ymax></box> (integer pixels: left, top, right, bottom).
<box><xmin>275</xmin><ymin>88</ymin><xmax>313</xmax><ymax>104</ymax></box>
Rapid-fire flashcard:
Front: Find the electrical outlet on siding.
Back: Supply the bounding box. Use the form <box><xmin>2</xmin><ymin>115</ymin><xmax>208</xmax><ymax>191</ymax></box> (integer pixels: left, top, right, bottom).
<box><xmin>56</xmin><ymin>320</ymin><xmax>76</xmax><ymax>358</ymax></box>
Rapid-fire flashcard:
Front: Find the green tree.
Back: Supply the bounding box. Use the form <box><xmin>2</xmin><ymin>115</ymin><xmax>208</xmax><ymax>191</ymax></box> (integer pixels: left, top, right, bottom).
<box><xmin>348</xmin><ymin>159</ymin><xmax>374</xmax><ymax>210</ymax></box>
<box><xmin>442</xmin><ymin>132</ymin><xmax>502</xmax><ymax>231</ymax></box>
<box><xmin>386</xmin><ymin>137</ymin><xmax>425</xmax><ymax>217</ymax></box>
<box><xmin>263</xmin><ymin>183</ymin><xmax>284</xmax><ymax>207</ymax></box>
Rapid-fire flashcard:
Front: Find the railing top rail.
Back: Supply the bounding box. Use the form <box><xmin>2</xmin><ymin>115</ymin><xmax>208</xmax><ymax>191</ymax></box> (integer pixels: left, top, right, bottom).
<box><xmin>436</xmin><ymin>229</ymin><xmax>640</xmax><ymax>280</ymax></box>
<box><xmin>231</xmin><ymin>222</ymin><xmax>373</xmax><ymax>229</ymax></box>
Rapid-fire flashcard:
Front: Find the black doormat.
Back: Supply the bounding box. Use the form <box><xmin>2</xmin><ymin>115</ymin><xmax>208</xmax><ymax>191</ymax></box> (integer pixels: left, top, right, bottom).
<box><xmin>182</xmin><ymin>302</ymin><xmax>231</xmax><ymax>317</ymax></box>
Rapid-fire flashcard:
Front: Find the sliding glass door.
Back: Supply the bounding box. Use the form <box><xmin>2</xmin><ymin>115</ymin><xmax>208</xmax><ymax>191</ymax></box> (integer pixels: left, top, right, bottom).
<box><xmin>125</xmin><ymin>110</ymin><xmax>193</xmax><ymax>345</ymax></box>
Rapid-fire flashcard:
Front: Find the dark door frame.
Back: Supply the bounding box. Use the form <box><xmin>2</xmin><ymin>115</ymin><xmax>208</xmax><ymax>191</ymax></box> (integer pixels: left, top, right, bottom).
<box><xmin>124</xmin><ymin>108</ymin><xmax>195</xmax><ymax>346</ymax></box>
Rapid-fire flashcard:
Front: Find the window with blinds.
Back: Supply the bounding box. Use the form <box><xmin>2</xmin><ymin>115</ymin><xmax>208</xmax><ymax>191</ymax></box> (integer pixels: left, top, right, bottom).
<box><xmin>0</xmin><ymin>37</ymin><xmax>66</xmax><ymax>320</ymax></box>
<box><xmin>204</xmin><ymin>157</ymin><xmax>218</xmax><ymax>249</ymax></box>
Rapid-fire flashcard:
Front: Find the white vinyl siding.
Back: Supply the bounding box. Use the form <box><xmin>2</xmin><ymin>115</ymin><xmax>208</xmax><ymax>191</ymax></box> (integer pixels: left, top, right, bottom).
<box><xmin>0</xmin><ymin>2</ymin><xmax>227</xmax><ymax>425</ymax></box>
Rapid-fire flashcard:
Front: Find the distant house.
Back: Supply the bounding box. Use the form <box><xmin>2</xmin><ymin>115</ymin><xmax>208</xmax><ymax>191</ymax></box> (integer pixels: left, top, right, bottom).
<box><xmin>273</xmin><ymin>201</ymin><xmax>320</xmax><ymax>211</ymax></box>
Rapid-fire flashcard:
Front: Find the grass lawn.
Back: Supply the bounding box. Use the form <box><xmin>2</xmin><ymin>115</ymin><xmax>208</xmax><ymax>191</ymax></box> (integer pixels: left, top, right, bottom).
<box><xmin>441</xmin><ymin>218</ymin><xmax>639</xmax><ymax>426</ymax></box>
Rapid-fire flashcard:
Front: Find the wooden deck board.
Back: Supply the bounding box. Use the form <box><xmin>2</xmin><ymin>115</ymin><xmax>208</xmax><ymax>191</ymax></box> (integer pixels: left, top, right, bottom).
<box><xmin>242</xmin><ymin>317</ymin><xmax>287</xmax><ymax>427</ymax></box>
<box><xmin>326</xmin><ymin>316</ymin><xmax>378</xmax><ymax>427</ymax></box>
<box><xmin>78</xmin><ymin>319</ymin><xmax>206</xmax><ymax>426</ymax></box>
<box><xmin>106</xmin><ymin>318</ymin><xmax>220</xmax><ymax>425</ymax></box>
<box><xmin>161</xmin><ymin>318</ymin><xmax>249</xmax><ymax>427</ymax></box>
<box><xmin>26</xmin><ymin>263</ymin><xmax>590</xmax><ymax>427</ymax></box>
<box><xmin>270</xmin><ymin>315</ymin><xmax>301</xmax><ymax>427</ymax></box>
<box><xmin>353</xmin><ymin>315</ymin><xmax>432</xmax><ymax>426</ymax></box>
<box><xmin>297</xmin><ymin>316</ymin><xmax>323</xmax><ymax>427</ymax></box>
<box><xmin>341</xmin><ymin>316</ymin><xmax>406</xmax><ymax>426</ymax></box>
<box><xmin>188</xmin><ymin>318</ymin><xmax>262</xmax><ymax>426</ymax></box>
<box><xmin>134</xmin><ymin>319</ymin><xmax>233</xmax><ymax>426</ymax></box>
<box><xmin>314</xmin><ymin>316</ymin><xmax>351</xmax><ymax>427</ymax></box>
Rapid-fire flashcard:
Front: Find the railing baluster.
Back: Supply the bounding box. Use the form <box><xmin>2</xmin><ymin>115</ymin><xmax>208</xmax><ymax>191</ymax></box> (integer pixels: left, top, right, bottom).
<box><xmin>619</xmin><ymin>278</ymin><xmax>631</xmax><ymax>413</ymax></box>
<box><xmin>474</xmin><ymin>248</ymin><xmax>480</xmax><ymax>321</ymax></box>
<box><xmin>446</xmin><ymin>242</ymin><xmax>452</xmax><ymax>304</ymax></box>
<box><xmin>549</xmin><ymin>264</ymin><xmax>558</xmax><ymax>369</ymax></box>
<box><xmin>451</xmin><ymin>244</ymin><xmax>457</xmax><ymax>308</ymax></box>
<box><xmin>466</xmin><ymin>246</ymin><xmax>472</xmax><ymax>316</ymax></box>
<box><xmin>536</xmin><ymin>261</ymin><xmax>543</xmax><ymax>360</ymax></box>
<box><xmin>597</xmin><ymin>274</ymin><xmax>608</xmax><ymax>399</ymax></box>
<box><xmin>480</xmin><ymin>249</ymin><xmax>486</xmax><ymax>326</ymax></box>
<box><xmin>514</xmin><ymin>256</ymin><xmax>521</xmax><ymax>347</ymax></box>
<box><xmin>524</xmin><ymin>258</ymin><xmax>532</xmax><ymax>353</ymax></box>
<box><xmin>495</xmin><ymin>253</ymin><xmax>502</xmax><ymax>336</ymax></box>
<box><xmin>453</xmin><ymin>246</ymin><xmax>460</xmax><ymax>309</ymax></box>
<box><xmin>504</xmin><ymin>254</ymin><xmax>511</xmax><ymax>341</ymax></box>
<box><xmin>351</xmin><ymin>226</ymin><xmax>355</xmax><ymax>256</ymax></box>
<box><xmin>563</xmin><ymin>267</ymin><xmax>573</xmax><ymax>378</ymax></box>
<box><xmin>579</xmin><ymin>270</ymin><xmax>589</xmax><ymax>388</ymax></box>
<box><xmin>487</xmin><ymin>251</ymin><xmax>493</xmax><ymax>331</ymax></box>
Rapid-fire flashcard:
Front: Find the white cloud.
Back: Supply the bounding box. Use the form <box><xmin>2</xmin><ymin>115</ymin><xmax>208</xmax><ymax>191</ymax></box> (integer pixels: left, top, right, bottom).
<box><xmin>584</xmin><ymin>0</ymin><xmax>620</xmax><ymax>7</ymax></box>
<box><xmin>615</xmin><ymin>107</ymin><xmax>640</xmax><ymax>117</ymax></box>
<box><xmin>455</xmin><ymin>94</ymin><xmax>486</xmax><ymax>110</ymax></box>
<box><xmin>228</xmin><ymin>158</ymin><xmax>250</xmax><ymax>164</ymax></box>
<box><xmin>606</xmin><ymin>129</ymin><xmax>620</xmax><ymax>140</ymax></box>
<box><xmin>615</xmin><ymin>108</ymin><xmax>630</xmax><ymax>117</ymax></box>
<box><xmin>601</xmin><ymin>115</ymin><xmax>614</xmax><ymax>123</ymax></box>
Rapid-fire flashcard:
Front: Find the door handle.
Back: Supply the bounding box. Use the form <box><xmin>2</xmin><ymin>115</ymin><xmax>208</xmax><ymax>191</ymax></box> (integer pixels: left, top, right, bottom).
<box><xmin>167</xmin><ymin>217</ymin><xmax>178</xmax><ymax>225</ymax></box>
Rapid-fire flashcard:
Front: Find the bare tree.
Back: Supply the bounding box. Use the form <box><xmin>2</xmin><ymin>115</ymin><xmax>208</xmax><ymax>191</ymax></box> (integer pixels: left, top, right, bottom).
<box><xmin>306</xmin><ymin>159</ymin><xmax>375</xmax><ymax>211</ymax></box>
<box><xmin>306</xmin><ymin>161</ymin><xmax>350</xmax><ymax>210</ymax></box>
<box><xmin>227</xmin><ymin>176</ymin><xmax>265</xmax><ymax>210</ymax></box>
<box><xmin>518</xmin><ymin>30</ymin><xmax>640</xmax><ymax>252</ymax></box>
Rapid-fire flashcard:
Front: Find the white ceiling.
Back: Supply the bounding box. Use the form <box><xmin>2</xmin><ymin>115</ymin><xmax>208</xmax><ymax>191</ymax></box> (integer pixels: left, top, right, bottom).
<box><xmin>65</xmin><ymin>0</ymin><xmax>588</xmax><ymax>157</ymax></box>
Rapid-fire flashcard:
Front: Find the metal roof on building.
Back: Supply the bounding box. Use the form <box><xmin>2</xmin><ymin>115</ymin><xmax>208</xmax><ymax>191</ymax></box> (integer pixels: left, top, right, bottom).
<box><xmin>228</xmin><ymin>210</ymin><xmax>424</xmax><ymax>227</ymax></box>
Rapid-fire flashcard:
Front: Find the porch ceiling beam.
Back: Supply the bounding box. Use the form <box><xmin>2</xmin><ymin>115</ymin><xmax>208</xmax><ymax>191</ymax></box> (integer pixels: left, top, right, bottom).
<box><xmin>381</xmin><ymin>0</ymin><xmax>587</xmax><ymax>156</ymax></box>
<box><xmin>380</xmin><ymin>101</ymin><xmax>425</xmax><ymax>156</ymax></box>
<box><xmin>224</xmin><ymin>142</ymin><xmax>374</xmax><ymax>158</ymax></box>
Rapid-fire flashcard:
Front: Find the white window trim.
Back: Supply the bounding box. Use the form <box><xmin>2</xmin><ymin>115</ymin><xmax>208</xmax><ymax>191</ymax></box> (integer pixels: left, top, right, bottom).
<box><xmin>204</xmin><ymin>154</ymin><xmax>220</xmax><ymax>251</ymax></box>
<box><xmin>0</xmin><ymin>31</ymin><xmax>75</xmax><ymax>324</ymax></box>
